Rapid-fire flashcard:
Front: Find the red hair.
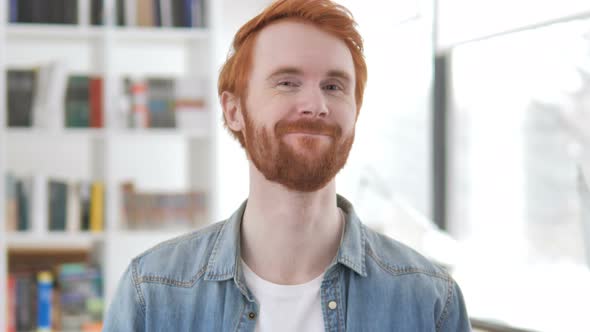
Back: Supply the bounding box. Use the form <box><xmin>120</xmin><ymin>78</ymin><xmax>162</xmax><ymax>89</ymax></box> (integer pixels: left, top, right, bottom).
<box><xmin>218</xmin><ymin>0</ymin><xmax>367</xmax><ymax>146</ymax></box>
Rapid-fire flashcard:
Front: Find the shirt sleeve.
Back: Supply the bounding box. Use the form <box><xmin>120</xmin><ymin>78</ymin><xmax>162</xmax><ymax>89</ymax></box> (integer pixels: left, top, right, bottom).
<box><xmin>437</xmin><ymin>278</ymin><xmax>472</xmax><ymax>332</ymax></box>
<box><xmin>102</xmin><ymin>262</ymin><xmax>146</xmax><ymax>331</ymax></box>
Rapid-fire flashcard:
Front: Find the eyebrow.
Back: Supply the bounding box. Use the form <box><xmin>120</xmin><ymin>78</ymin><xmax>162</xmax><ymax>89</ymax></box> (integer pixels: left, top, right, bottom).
<box><xmin>266</xmin><ymin>67</ymin><xmax>352</xmax><ymax>83</ymax></box>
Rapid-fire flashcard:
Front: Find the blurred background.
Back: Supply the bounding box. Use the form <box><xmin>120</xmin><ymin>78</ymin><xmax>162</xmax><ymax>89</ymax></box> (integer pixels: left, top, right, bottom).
<box><xmin>1</xmin><ymin>0</ymin><xmax>589</xmax><ymax>331</ymax></box>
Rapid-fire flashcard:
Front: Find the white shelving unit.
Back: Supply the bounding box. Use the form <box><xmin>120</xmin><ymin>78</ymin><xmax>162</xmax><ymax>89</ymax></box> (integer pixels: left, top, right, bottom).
<box><xmin>0</xmin><ymin>0</ymin><xmax>234</xmax><ymax>329</ymax></box>
<box><xmin>0</xmin><ymin>0</ymin><xmax>7</xmax><ymax>330</ymax></box>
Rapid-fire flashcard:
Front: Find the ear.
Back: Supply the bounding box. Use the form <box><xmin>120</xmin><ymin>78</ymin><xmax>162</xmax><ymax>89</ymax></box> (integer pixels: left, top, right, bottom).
<box><xmin>221</xmin><ymin>91</ymin><xmax>245</xmax><ymax>131</ymax></box>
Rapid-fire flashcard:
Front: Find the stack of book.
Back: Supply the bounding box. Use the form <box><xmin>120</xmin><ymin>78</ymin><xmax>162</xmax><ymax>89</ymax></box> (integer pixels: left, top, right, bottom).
<box><xmin>6</xmin><ymin>66</ymin><xmax>209</xmax><ymax>131</ymax></box>
<box><xmin>9</xmin><ymin>0</ymin><xmax>80</xmax><ymax>24</ymax></box>
<box><xmin>121</xmin><ymin>76</ymin><xmax>208</xmax><ymax>130</ymax></box>
<box><xmin>7</xmin><ymin>263</ymin><xmax>104</xmax><ymax>332</ymax></box>
<box><xmin>4</xmin><ymin>173</ymin><xmax>105</xmax><ymax>233</ymax></box>
<box><xmin>121</xmin><ymin>182</ymin><xmax>207</xmax><ymax>230</ymax></box>
<box><xmin>116</xmin><ymin>0</ymin><xmax>207</xmax><ymax>28</ymax></box>
<box><xmin>65</xmin><ymin>74</ymin><xmax>104</xmax><ymax>128</ymax></box>
<box><xmin>6</xmin><ymin>65</ymin><xmax>103</xmax><ymax>129</ymax></box>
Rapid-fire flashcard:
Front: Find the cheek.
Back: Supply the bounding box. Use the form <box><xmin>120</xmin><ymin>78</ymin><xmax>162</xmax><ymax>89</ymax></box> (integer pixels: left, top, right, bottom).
<box><xmin>247</xmin><ymin>93</ymin><xmax>291</xmax><ymax>123</ymax></box>
<box><xmin>330</xmin><ymin>100</ymin><xmax>356</xmax><ymax>131</ymax></box>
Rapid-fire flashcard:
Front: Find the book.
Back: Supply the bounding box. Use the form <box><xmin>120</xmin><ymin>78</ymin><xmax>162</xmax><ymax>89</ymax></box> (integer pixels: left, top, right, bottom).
<box><xmin>57</xmin><ymin>263</ymin><xmax>104</xmax><ymax>330</ymax></box>
<box><xmin>13</xmin><ymin>0</ymin><xmax>78</xmax><ymax>24</ymax></box>
<box><xmin>30</xmin><ymin>0</ymin><xmax>45</xmax><ymax>23</ymax></box>
<box><xmin>16</xmin><ymin>178</ymin><xmax>32</xmax><ymax>231</ymax></box>
<box><xmin>48</xmin><ymin>0</ymin><xmax>62</xmax><ymax>24</ymax></box>
<box><xmin>89</xmin><ymin>77</ymin><xmax>104</xmax><ymax>128</ymax></box>
<box><xmin>7</xmin><ymin>69</ymin><xmax>37</xmax><ymax>127</ymax></box>
<box><xmin>147</xmin><ymin>78</ymin><xmax>176</xmax><ymax>128</ymax></box>
<box><xmin>48</xmin><ymin>180</ymin><xmax>68</xmax><ymax>231</ymax></box>
<box><xmin>90</xmin><ymin>0</ymin><xmax>104</xmax><ymax>25</ymax></box>
<box><xmin>89</xmin><ymin>181</ymin><xmax>104</xmax><ymax>232</ymax></box>
<box><xmin>79</xmin><ymin>182</ymin><xmax>92</xmax><ymax>231</ymax></box>
<box><xmin>7</xmin><ymin>275</ymin><xmax>16</xmax><ymax>332</ymax></box>
<box><xmin>193</xmin><ymin>0</ymin><xmax>205</xmax><ymax>28</ymax></box>
<box><xmin>15</xmin><ymin>272</ymin><xmax>37</xmax><ymax>331</ymax></box>
<box><xmin>122</xmin><ymin>183</ymin><xmax>207</xmax><ymax>229</ymax></box>
<box><xmin>159</xmin><ymin>0</ymin><xmax>172</xmax><ymax>27</ymax></box>
<box><xmin>64</xmin><ymin>0</ymin><xmax>79</xmax><ymax>24</ymax></box>
<box><xmin>31</xmin><ymin>63</ymin><xmax>51</xmax><ymax>128</ymax></box>
<box><xmin>67</xmin><ymin>181</ymin><xmax>82</xmax><ymax>233</ymax></box>
<box><xmin>183</xmin><ymin>0</ymin><xmax>193</xmax><ymax>27</ymax></box>
<box><xmin>65</xmin><ymin>75</ymin><xmax>91</xmax><ymax>128</ymax></box>
<box><xmin>172</xmin><ymin>0</ymin><xmax>183</xmax><ymax>27</ymax></box>
<box><xmin>116</xmin><ymin>0</ymin><xmax>126</xmax><ymax>26</ymax></box>
<box><xmin>5</xmin><ymin>173</ymin><xmax>18</xmax><ymax>231</ymax></box>
<box><xmin>32</xmin><ymin>60</ymin><xmax>68</xmax><ymax>130</ymax></box>
<box><xmin>9</xmin><ymin>0</ymin><xmax>18</xmax><ymax>23</ymax></box>
<box><xmin>37</xmin><ymin>271</ymin><xmax>54</xmax><ymax>331</ymax></box>
<box><xmin>153</xmin><ymin>0</ymin><xmax>162</xmax><ymax>26</ymax></box>
<box><xmin>130</xmin><ymin>78</ymin><xmax>149</xmax><ymax>128</ymax></box>
<box><xmin>17</xmin><ymin>0</ymin><xmax>31</xmax><ymax>22</ymax></box>
<box><xmin>78</xmin><ymin>0</ymin><xmax>90</xmax><ymax>26</ymax></box>
<box><xmin>8</xmin><ymin>262</ymin><xmax>104</xmax><ymax>332</ymax></box>
<box><xmin>31</xmin><ymin>174</ymin><xmax>49</xmax><ymax>234</ymax></box>
<box><xmin>137</xmin><ymin>0</ymin><xmax>155</xmax><ymax>27</ymax></box>
<box><xmin>125</xmin><ymin>0</ymin><xmax>137</xmax><ymax>27</ymax></box>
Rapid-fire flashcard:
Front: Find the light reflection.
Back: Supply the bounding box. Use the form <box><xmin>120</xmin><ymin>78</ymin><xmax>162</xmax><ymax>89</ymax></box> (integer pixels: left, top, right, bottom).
<box><xmin>449</xmin><ymin>18</ymin><xmax>590</xmax><ymax>331</ymax></box>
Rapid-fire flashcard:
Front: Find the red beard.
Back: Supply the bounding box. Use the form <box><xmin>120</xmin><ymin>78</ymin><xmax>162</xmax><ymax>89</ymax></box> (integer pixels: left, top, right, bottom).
<box><xmin>242</xmin><ymin>108</ymin><xmax>354</xmax><ymax>192</ymax></box>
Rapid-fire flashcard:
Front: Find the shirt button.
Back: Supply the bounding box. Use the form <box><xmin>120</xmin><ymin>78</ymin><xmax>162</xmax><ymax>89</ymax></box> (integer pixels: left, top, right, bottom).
<box><xmin>248</xmin><ymin>312</ymin><xmax>257</xmax><ymax>320</ymax></box>
<box><xmin>328</xmin><ymin>301</ymin><xmax>337</xmax><ymax>310</ymax></box>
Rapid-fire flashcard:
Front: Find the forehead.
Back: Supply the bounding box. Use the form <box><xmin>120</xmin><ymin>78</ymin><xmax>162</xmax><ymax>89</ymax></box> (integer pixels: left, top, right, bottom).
<box><xmin>251</xmin><ymin>20</ymin><xmax>355</xmax><ymax>78</ymax></box>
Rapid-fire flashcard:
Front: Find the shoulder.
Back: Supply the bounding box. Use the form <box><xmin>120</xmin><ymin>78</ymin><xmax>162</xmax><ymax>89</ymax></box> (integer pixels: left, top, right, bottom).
<box><xmin>363</xmin><ymin>224</ymin><xmax>451</xmax><ymax>282</ymax></box>
<box><xmin>129</xmin><ymin>221</ymin><xmax>226</xmax><ymax>286</ymax></box>
<box><xmin>361</xmin><ymin>226</ymin><xmax>467</xmax><ymax>328</ymax></box>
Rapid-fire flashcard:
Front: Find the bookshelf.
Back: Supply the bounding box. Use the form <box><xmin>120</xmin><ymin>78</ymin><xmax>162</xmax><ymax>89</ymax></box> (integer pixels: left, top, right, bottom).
<box><xmin>0</xmin><ymin>0</ymin><xmax>7</xmax><ymax>331</ymax></box>
<box><xmin>6</xmin><ymin>232</ymin><xmax>104</xmax><ymax>251</ymax></box>
<box><xmin>0</xmin><ymin>0</ymin><xmax>224</xmax><ymax>330</ymax></box>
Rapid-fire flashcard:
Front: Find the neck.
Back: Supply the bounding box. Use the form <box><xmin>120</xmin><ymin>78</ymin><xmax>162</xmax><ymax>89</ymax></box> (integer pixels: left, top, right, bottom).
<box><xmin>240</xmin><ymin>163</ymin><xmax>343</xmax><ymax>285</ymax></box>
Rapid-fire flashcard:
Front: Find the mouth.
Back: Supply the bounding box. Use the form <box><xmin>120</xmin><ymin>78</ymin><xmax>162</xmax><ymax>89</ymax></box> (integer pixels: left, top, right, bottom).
<box><xmin>275</xmin><ymin>120</ymin><xmax>340</xmax><ymax>139</ymax></box>
<box><xmin>284</xmin><ymin>132</ymin><xmax>333</xmax><ymax>138</ymax></box>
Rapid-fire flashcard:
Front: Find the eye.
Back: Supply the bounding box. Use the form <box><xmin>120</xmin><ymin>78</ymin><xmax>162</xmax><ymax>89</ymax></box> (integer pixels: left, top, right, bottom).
<box><xmin>277</xmin><ymin>80</ymin><xmax>299</xmax><ymax>88</ymax></box>
<box><xmin>323</xmin><ymin>84</ymin><xmax>341</xmax><ymax>91</ymax></box>
<box><xmin>322</xmin><ymin>81</ymin><xmax>346</xmax><ymax>93</ymax></box>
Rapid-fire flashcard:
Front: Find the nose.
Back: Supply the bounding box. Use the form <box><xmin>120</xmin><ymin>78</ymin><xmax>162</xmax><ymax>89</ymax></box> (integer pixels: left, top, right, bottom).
<box><xmin>297</xmin><ymin>86</ymin><xmax>328</xmax><ymax>118</ymax></box>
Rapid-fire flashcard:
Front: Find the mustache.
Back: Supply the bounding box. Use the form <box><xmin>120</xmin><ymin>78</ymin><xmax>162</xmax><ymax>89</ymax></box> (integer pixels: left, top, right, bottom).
<box><xmin>275</xmin><ymin>119</ymin><xmax>342</xmax><ymax>138</ymax></box>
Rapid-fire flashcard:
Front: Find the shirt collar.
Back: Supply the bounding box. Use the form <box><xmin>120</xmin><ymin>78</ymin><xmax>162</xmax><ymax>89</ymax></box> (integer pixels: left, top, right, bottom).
<box><xmin>204</xmin><ymin>194</ymin><xmax>368</xmax><ymax>284</ymax></box>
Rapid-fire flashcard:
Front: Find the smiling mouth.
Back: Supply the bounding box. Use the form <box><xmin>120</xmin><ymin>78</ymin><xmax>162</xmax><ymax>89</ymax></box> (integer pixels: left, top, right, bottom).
<box><xmin>285</xmin><ymin>132</ymin><xmax>333</xmax><ymax>138</ymax></box>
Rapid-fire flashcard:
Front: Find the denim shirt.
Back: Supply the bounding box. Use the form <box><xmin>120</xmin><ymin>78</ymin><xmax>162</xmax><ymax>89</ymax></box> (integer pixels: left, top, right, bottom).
<box><xmin>103</xmin><ymin>195</ymin><xmax>471</xmax><ymax>331</ymax></box>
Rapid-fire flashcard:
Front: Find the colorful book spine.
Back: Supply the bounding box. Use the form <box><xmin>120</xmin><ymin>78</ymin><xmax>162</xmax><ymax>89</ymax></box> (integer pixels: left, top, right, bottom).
<box><xmin>67</xmin><ymin>181</ymin><xmax>82</xmax><ymax>233</ymax></box>
<box><xmin>90</xmin><ymin>182</ymin><xmax>105</xmax><ymax>232</ymax></box>
<box><xmin>80</xmin><ymin>182</ymin><xmax>92</xmax><ymax>231</ymax></box>
<box><xmin>37</xmin><ymin>271</ymin><xmax>53</xmax><ymax>332</ymax></box>
<box><xmin>15</xmin><ymin>273</ymin><xmax>35</xmax><ymax>331</ymax></box>
<box><xmin>131</xmin><ymin>80</ymin><xmax>149</xmax><ymax>128</ymax></box>
<box><xmin>91</xmin><ymin>0</ymin><xmax>104</xmax><ymax>25</ymax></box>
<box><xmin>7</xmin><ymin>69</ymin><xmax>37</xmax><ymax>127</ymax></box>
<box><xmin>5</xmin><ymin>173</ymin><xmax>18</xmax><ymax>231</ymax></box>
<box><xmin>7</xmin><ymin>275</ymin><xmax>16</xmax><ymax>332</ymax></box>
<box><xmin>89</xmin><ymin>77</ymin><xmax>104</xmax><ymax>128</ymax></box>
<box><xmin>9</xmin><ymin>0</ymin><xmax>18</xmax><ymax>23</ymax></box>
<box><xmin>65</xmin><ymin>75</ymin><xmax>91</xmax><ymax>128</ymax></box>
<box><xmin>137</xmin><ymin>0</ymin><xmax>155</xmax><ymax>27</ymax></box>
<box><xmin>16</xmin><ymin>178</ymin><xmax>31</xmax><ymax>231</ymax></box>
<box><xmin>48</xmin><ymin>180</ymin><xmax>68</xmax><ymax>231</ymax></box>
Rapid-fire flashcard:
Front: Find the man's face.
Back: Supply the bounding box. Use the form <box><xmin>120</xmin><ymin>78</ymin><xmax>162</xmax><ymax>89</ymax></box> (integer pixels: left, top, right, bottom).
<box><xmin>241</xmin><ymin>20</ymin><xmax>357</xmax><ymax>192</ymax></box>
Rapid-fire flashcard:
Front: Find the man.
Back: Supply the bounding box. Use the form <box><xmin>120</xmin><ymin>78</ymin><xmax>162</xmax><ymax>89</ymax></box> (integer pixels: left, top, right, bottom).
<box><xmin>103</xmin><ymin>0</ymin><xmax>471</xmax><ymax>331</ymax></box>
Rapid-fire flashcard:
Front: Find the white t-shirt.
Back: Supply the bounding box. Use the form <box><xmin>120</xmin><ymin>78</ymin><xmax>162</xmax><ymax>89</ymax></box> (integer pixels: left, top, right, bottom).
<box><xmin>241</xmin><ymin>260</ymin><xmax>325</xmax><ymax>332</ymax></box>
